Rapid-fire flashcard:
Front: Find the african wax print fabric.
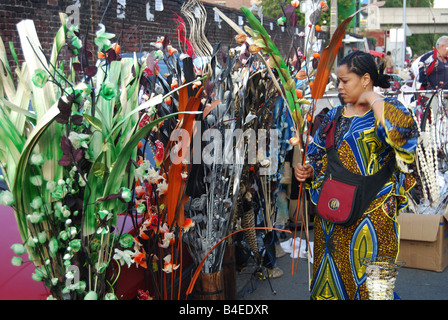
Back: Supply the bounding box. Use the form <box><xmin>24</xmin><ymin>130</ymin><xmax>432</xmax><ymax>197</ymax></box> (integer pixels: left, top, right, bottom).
<box><xmin>306</xmin><ymin>97</ymin><xmax>418</xmax><ymax>300</ymax></box>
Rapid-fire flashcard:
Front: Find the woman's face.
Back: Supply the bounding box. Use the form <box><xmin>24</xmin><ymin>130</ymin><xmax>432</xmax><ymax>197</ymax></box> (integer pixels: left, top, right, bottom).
<box><xmin>336</xmin><ymin>64</ymin><xmax>365</xmax><ymax>105</ymax></box>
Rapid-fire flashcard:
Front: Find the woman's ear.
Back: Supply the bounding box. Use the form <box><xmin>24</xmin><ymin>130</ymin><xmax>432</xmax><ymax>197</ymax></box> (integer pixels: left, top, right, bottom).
<box><xmin>362</xmin><ymin>73</ymin><xmax>372</xmax><ymax>88</ymax></box>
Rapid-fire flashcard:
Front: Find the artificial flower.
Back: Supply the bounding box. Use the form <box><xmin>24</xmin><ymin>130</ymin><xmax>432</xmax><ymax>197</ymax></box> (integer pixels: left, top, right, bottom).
<box><xmin>135</xmin><ymin>162</ymin><xmax>149</xmax><ymax>181</ymax></box>
<box><xmin>235</xmin><ymin>34</ymin><xmax>247</xmax><ymax>44</ymax></box>
<box><xmin>84</xmin><ymin>291</ymin><xmax>98</xmax><ymax>300</ymax></box>
<box><xmin>37</xmin><ymin>231</ymin><xmax>47</xmax><ymax>244</ymax></box>
<box><xmin>159</xmin><ymin>231</ymin><xmax>175</xmax><ymax>248</ymax></box>
<box><xmin>27</xmin><ymin>212</ymin><xmax>44</xmax><ymax>224</ymax></box>
<box><xmin>167</xmin><ymin>45</ymin><xmax>177</xmax><ymax>56</ymax></box>
<box><xmin>277</xmin><ymin>16</ymin><xmax>287</xmax><ymax>26</ymax></box>
<box><xmin>162</xmin><ymin>254</ymin><xmax>179</xmax><ymax>273</ymax></box>
<box><xmin>137</xmin><ymin>290</ymin><xmax>153</xmax><ymax>300</ymax></box>
<box><xmin>48</xmin><ymin>237</ymin><xmax>59</xmax><ymax>258</ymax></box>
<box><xmin>0</xmin><ymin>190</ymin><xmax>14</xmax><ymax>206</ymax></box>
<box><xmin>30</xmin><ymin>196</ymin><xmax>43</xmax><ymax>210</ymax></box>
<box><xmin>289</xmin><ymin>136</ymin><xmax>300</xmax><ymax>146</ymax></box>
<box><xmin>135</xmin><ymin>202</ymin><xmax>146</xmax><ymax>214</ymax></box>
<box><xmin>32</xmin><ymin>69</ymin><xmax>49</xmax><ymax>88</ymax></box>
<box><xmin>68</xmin><ymin>131</ymin><xmax>90</xmax><ymax>149</ymax></box>
<box><xmin>30</xmin><ymin>175</ymin><xmax>43</xmax><ymax>187</ymax></box>
<box><xmin>69</xmin><ymin>239</ymin><xmax>81</xmax><ymax>252</ymax></box>
<box><xmin>96</xmin><ymin>226</ymin><xmax>109</xmax><ymax>235</ymax></box>
<box><xmin>95</xmin><ymin>23</ymin><xmax>115</xmax><ymax>52</ymax></box>
<box><xmin>182</xmin><ymin>218</ymin><xmax>195</xmax><ymax>232</ymax></box>
<box><xmin>135</xmin><ymin>185</ymin><xmax>146</xmax><ymax>198</ymax></box>
<box><xmin>104</xmin><ymin>293</ymin><xmax>117</xmax><ymax>300</ymax></box>
<box><xmin>119</xmin><ymin>233</ymin><xmax>134</xmax><ymax>248</ymax></box>
<box><xmin>133</xmin><ymin>251</ymin><xmax>148</xmax><ymax>268</ymax></box>
<box><xmin>97</xmin><ymin>209</ymin><xmax>112</xmax><ymax>221</ymax></box>
<box><xmin>192</xmin><ymin>80</ymin><xmax>202</xmax><ymax>90</ymax></box>
<box><xmin>171</xmin><ymin>78</ymin><xmax>179</xmax><ymax>90</ymax></box>
<box><xmin>143</xmin><ymin>213</ymin><xmax>158</xmax><ymax>232</ymax></box>
<box><xmin>113</xmin><ymin>248</ymin><xmax>134</xmax><ymax>267</ymax></box>
<box><xmin>11</xmin><ymin>256</ymin><xmax>23</xmax><ymax>266</ymax></box>
<box><xmin>30</xmin><ymin>153</ymin><xmax>45</xmax><ymax>166</ymax></box>
<box><xmin>11</xmin><ymin>243</ymin><xmax>27</xmax><ymax>255</ymax></box>
<box><xmin>159</xmin><ymin>223</ymin><xmax>170</xmax><ymax>234</ymax></box>
<box><xmin>100</xmin><ymin>82</ymin><xmax>118</xmax><ymax>101</ymax></box>
<box><xmin>120</xmin><ymin>187</ymin><xmax>132</xmax><ymax>202</ymax></box>
<box><xmin>291</xmin><ymin>0</ymin><xmax>300</xmax><ymax>7</ymax></box>
<box><xmin>248</xmin><ymin>44</ymin><xmax>261</xmax><ymax>55</ymax></box>
<box><xmin>156</xmin><ymin>179</ymin><xmax>168</xmax><ymax>196</ymax></box>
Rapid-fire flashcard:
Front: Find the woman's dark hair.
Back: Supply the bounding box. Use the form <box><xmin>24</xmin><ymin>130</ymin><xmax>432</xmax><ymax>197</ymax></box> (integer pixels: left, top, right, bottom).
<box><xmin>339</xmin><ymin>50</ymin><xmax>391</xmax><ymax>89</ymax></box>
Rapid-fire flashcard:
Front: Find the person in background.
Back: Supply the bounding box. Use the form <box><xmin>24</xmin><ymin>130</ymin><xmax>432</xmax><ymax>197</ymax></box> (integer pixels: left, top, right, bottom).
<box><xmin>294</xmin><ymin>51</ymin><xmax>418</xmax><ymax>300</ymax></box>
<box><xmin>384</xmin><ymin>51</ymin><xmax>394</xmax><ymax>74</ymax></box>
<box><xmin>413</xmin><ymin>35</ymin><xmax>448</xmax><ymax>90</ymax></box>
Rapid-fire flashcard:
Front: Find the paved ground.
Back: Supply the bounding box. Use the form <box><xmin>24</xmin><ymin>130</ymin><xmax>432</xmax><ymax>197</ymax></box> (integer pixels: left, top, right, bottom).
<box><xmin>235</xmin><ymin>227</ymin><xmax>448</xmax><ymax>300</ymax></box>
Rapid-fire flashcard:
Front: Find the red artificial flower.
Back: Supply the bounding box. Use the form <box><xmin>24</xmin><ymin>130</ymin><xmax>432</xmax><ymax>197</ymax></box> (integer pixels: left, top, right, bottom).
<box><xmin>139</xmin><ymin>113</ymin><xmax>151</xmax><ymax>128</ymax></box>
<box><xmin>153</xmin><ymin>140</ymin><xmax>164</xmax><ymax>167</ymax></box>
<box><xmin>137</xmin><ymin>290</ymin><xmax>153</xmax><ymax>300</ymax></box>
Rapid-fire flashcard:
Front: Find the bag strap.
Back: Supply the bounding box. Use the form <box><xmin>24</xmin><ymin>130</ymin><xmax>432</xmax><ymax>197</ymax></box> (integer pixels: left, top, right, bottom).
<box><xmin>323</xmin><ymin>106</ymin><xmax>344</xmax><ymax>150</ymax></box>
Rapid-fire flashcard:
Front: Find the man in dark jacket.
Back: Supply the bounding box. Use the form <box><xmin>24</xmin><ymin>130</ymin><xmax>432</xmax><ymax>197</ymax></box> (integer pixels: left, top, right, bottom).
<box><xmin>413</xmin><ymin>36</ymin><xmax>448</xmax><ymax>90</ymax></box>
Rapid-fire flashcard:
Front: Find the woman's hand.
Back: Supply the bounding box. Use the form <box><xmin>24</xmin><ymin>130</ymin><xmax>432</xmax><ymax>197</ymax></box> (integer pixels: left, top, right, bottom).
<box><xmin>294</xmin><ymin>163</ymin><xmax>313</xmax><ymax>182</ymax></box>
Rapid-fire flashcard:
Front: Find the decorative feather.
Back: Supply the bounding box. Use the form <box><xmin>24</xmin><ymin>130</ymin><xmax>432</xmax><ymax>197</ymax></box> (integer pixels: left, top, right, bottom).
<box><xmin>172</xmin><ymin>12</ymin><xmax>195</xmax><ymax>58</ymax></box>
<box><xmin>241</xmin><ymin>6</ymin><xmax>304</xmax><ymax>132</ymax></box>
<box><xmin>181</xmin><ymin>0</ymin><xmax>213</xmax><ymax>59</ymax></box>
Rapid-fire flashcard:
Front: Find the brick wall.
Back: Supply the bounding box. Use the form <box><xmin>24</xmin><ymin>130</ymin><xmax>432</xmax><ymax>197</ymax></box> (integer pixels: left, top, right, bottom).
<box><xmin>0</xmin><ymin>0</ymin><xmax>320</xmax><ymax>67</ymax></box>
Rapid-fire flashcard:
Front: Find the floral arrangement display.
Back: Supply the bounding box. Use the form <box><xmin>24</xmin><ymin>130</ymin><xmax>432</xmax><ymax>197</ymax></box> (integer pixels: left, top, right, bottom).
<box><xmin>0</xmin><ymin>12</ymin><xmax>199</xmax><ymax>299</ymax></box>
<box><xmin>0</xmin><ymin>0</ymin><xmax>339</xmax><ymax>300</ymax></box>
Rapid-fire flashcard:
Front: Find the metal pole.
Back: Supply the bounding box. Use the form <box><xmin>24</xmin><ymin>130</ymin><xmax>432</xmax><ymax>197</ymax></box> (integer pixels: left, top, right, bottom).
<box><xmin>330</xmin><ymin>0</ymin><xmax>338</xmax><ymax>69</ymax></box>
<box><xmin>402</xmin><ymin>0</ymin><xmax>407</xmax><ymax>69</ymax></box>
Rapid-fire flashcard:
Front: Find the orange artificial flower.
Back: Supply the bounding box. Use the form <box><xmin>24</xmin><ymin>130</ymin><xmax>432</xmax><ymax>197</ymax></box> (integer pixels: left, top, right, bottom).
<box><xmin>295</xmin><ymin>89</ymin><xmax>303</xmax><ymax>99</ymax></box>
<box><xmin>167</xmin><ymin>45</ymin><xmax>177</xmax><ymax>56</ymax></box>
<box><xmin>291</xmin><ymin>0</ymin><xmax>300</xmax><ymax>8</ymax></box>
<box><xmin>182</xmin><ymin>218</ymin><xmax>195</xmax><ymax>232</ymax></box>
<box><xmin>164</xmin><ymin>97</ymin><xmax>172</xmax><ymax>105</ymax></box>
<box><xmin>315</xmin><ymin>25</ymin><xmax>321</xmax><ymax>32</ymax></box>
<box><xmin>171</xmin><ymin>78</ymin><xmax>179</xmax><ymax>90</ymax></box>
<box><xmin>111</xmin><ymin>43</ymin><xmax>121</xmax><ymax>54</ymax></box>
<box><xmin>133</xmin><ymin>252</ymin><xmax>148</xmax><ymax>268</ymax></box>
<box><xmin>248</xmin><ymin>44</ymin><xmax>261</xmax><ymax>55</ymax></box>
<box><xmin>309</xmin><ymin>82</ymin><xmax>314</xmax><ymax>88</ymax></box>
<box><xmin>235</xmin><ymin>34</ymin><xmax>247</xmax><ymax>44</ymax></box>
<box><xmin>162</xmin><ymin>255</ymin><xmax>179</xmax><ymax>273</ymax></box>
<box><xmin>307</xmin><ymin>114</ymin><xmax>312</xmax><ymax>122</ymax></box>
<box><xmin>137</xmin><ymin>141</ymin><xmax>143</xmax><ymax>149</ymax></box>
<box><xmin>313</xmin><ymin>52</ymin><xmax>320</xmax><ymax>59</ymax></box>
<box><xmin>289</xmin><ymin>136</ymin><xmax>300</xmax><ymax>146</ymax></box>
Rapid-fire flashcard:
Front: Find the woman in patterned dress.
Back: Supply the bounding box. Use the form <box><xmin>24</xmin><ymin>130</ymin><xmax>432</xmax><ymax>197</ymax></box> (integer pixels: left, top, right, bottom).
<box><xmin>294</xmin><ymin>51</ymin><xmax>419</xmax><ymax>300</ymax></box>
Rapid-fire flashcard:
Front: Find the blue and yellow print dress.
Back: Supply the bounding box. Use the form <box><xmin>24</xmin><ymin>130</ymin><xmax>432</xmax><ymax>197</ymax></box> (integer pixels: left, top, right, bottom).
<box><xmin>306</xmin><ymin>97</ymin><xmax>418</xmax><ymax>300</ymax></box>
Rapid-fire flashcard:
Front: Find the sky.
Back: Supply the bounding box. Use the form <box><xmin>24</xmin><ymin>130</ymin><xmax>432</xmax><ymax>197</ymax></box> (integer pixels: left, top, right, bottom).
<box><xmin>434</xmin><ymin>0</ymin><xmax>448</xmax><ymax>8</ymax></box>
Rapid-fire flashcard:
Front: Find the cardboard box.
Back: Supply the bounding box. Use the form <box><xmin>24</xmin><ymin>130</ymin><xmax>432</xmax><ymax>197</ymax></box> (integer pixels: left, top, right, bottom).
<box><xmin>397</xmin><ymin>209</ymin><xmax>448</xmax><ymax>272</ymax></box>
